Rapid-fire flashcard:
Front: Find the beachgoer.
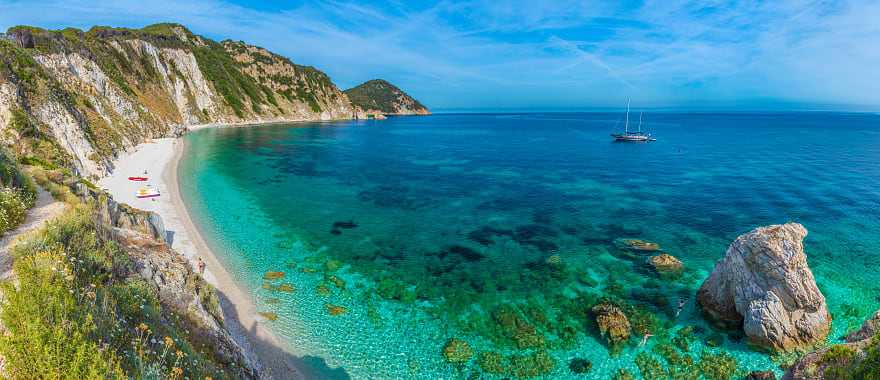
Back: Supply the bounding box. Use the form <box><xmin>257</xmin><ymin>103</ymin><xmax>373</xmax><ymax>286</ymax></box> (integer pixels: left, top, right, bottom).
<box><xmin>639</xmin><ymin>332</ymin><xmax>654</xmax><ymax>347</ymax></box>
<box><xmin>197</xmin><ymin>257</ymin><xmax>206</xmax><ymax>275</ymax></box>
<box><xmin>675</xmin><ymin>296</ymin><xmax>687</xmax><ymax>317</ymax></box>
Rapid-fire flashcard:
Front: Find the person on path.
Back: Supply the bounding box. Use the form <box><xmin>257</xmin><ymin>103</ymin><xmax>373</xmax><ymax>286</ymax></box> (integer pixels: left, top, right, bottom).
<box><xmin>197</xmin><ymin>257</ymin><xmax>206</xmax><ymax>275</ymax></box>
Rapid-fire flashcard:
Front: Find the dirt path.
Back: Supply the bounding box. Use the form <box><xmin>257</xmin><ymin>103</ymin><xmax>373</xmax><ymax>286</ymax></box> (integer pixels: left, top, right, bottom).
<box><xmin>0</xmin><ymin>187</ymin><xmax>67</xmax><ymax>281</ymax></box>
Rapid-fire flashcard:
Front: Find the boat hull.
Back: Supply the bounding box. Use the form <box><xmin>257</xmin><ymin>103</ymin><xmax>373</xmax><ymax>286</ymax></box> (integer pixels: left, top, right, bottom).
<box><xmin>611</xmin><ymin>134</ymin><xmax>653</xmax><ymax>142</ymax></box>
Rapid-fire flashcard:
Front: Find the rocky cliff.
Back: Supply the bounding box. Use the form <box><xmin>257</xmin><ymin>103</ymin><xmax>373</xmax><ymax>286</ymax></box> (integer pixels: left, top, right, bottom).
<box><xmin>697</xmin><ymin>223</ymin><xmax>831</xmax><ymax>352</ymax></box>
<box><xmin>0</xmin><ymin>23</ymin><xmax>358</xmax><ymax>179</ymax></box>
<box><xmin>85</xmin><ymin>185</ymin><xmax>260</xmax><ymax>378</ymax></box>
<box><xmin>345</xmin><ymin>79</ymin><xmax>430</xmax><ymax>116</ymax></box>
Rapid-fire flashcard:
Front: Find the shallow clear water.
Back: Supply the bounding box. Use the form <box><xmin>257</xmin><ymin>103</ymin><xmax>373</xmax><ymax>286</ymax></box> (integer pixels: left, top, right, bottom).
<box><xmin>179</xmin><ymin>112</ymin><xmax>880</xmax><ymax>379</ymax></box>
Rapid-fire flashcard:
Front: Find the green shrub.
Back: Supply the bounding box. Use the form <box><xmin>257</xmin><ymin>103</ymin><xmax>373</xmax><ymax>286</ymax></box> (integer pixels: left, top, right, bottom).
<box><xmin>850</xmin><ymin>336</ymin><xmax>880</xmax><ymax>379</ymax></box>
<box><xmin>0</xmin><ymin>188</ymin><xmax>33</xmax><ymax>233</ymax></box>
<box><xmin>0</xmin><ymin>149</ymin><xmax>37</xmax><ymax>234</ymax></box>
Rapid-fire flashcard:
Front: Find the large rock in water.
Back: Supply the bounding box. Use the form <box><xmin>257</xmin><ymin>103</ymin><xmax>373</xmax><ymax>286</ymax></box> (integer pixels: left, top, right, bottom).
<box><xmin>697</xmin><ymin>223</ymin><xmax>830</xmax><ymax>351</ymax></box>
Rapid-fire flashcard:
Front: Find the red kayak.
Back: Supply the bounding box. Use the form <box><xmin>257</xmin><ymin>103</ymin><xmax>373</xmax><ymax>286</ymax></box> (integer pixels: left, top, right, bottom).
<box><xmin>128</xmin><ymin>176</ymin><xmax>149</xmax><ymax>181</ymax></box>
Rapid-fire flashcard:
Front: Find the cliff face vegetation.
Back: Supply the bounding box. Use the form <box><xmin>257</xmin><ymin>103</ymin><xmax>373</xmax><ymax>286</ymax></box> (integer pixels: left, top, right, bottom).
<box><xmin>345</xmin><ymin>79</ymin><xmax>430</xmax><ymax>115</ymax></box>
<box><xmin>0</xmin><ymin>23</ymin><xmax>357</xmax><ymax>178</ymax></box>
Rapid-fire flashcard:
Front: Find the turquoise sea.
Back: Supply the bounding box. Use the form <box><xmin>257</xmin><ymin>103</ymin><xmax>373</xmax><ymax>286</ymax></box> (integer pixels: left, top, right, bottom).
<box><xmin>178</xmin><ymin>112</ymin><xmax>880</xmax><ymax>379</ymax></box>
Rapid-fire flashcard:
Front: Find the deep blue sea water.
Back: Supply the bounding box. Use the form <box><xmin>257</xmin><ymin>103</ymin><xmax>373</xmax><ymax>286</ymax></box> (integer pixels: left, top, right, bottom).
<box><xmin>178</xmin><ymin>112</ymin><xmax>880</xmax><ymax>379</ymax></box>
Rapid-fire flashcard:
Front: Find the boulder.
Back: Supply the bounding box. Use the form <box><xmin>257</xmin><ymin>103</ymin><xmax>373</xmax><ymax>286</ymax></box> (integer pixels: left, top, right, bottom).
<box><xmin>592</xmin><ymin>302</ymin><xmax>631</xmax><ymax>346</ymax></box>
<box><xmin>697</xmin><ymin>223</ymin><xmax>830</xmax><ymax>352</ymax></box>
<box><xmin>648</xmin><ymin>253</ymin><xmax>683</xmax><ymax>275</ymax></box>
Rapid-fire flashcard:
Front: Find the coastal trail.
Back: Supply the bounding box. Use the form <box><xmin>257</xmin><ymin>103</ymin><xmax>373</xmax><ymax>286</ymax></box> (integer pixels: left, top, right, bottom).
<box><xmin>0</xmin><ymin>186</ymin><xmax>67</xmax><ymax>281</ymax></box>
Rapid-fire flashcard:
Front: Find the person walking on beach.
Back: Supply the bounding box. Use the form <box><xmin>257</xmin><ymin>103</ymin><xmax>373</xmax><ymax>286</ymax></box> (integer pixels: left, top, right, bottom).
<box><xmin>197</xmin><ymin>257</ymin><xmax>206</xmax><ymax>275</ymax></box>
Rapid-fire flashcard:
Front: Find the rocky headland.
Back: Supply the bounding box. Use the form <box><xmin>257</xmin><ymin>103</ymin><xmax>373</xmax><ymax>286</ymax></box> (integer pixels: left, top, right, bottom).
<box><xmin>344</xmin><ymin>79</ymin><xmax>430</xmax><ymax>117</ymax></box>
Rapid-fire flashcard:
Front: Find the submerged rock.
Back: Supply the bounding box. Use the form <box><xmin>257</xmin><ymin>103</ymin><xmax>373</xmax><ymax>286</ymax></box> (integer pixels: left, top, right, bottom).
<box><xmin>316</xmin><ymin>284</ymin><xmax>331</xmax><ymax>296</ymax></box>
<box><xmin>697</xmin><ymin>223</ymin><xmax>830</xmax><ymax>352</ymax></box>
<box><xmin>477</xmin><ymin>351</ymin><xmax>507</xmax><ymax>374</ymax></box>
<box><xmin>442</xmin><ymin>338</ymin><xmax>473</xmax><ymax>364</ymax></box>
<box><xmin>258</xmin><ymin>311</ymin><xmax>278</xmax><ymax>321</ymax></box>
<box><xmin>619</xmin><ymin>239</ymin><xmax>661</xmax><ymax>252</ymax></box>
<box><xmin>568</xmin><ymin>358</ymin><xmax>593</xmax><ymax>374</ymax></box>
<box><xmin>332</xmin><ymin>220</ymin><xmax>358</xmax><ymax>229</ymax></box>
<box><xmin>545</xmin><ymin>254</ymin><xmax>563</xmax><ymax>267</ymax></box>
<box><xmin>325</xmin><ymin>304</ymin><xmax>347</xmax><ymax>316</ymax></box>
<box><xmin>263</xmin><ymin>271</ymin><xmax>285</xmax><ymax>280</ymax></box>
<box><xmin>492</xmin><ymin>304</ymin><xmax>546</xmax><ymax>349</ymax></box>
<box><xmin>326</xmin><ymin>275</ymin><xmax>346</xmax><ymax>289</ymax></box>
<box><xmin>592</xmin><ymin>302</ymin><xmax>631</xmax><ymax>346</ymax></box>
<box><xmin>509</xmin><ymin>349</ymin><xmax>555</xmax><ymax>378</ymax></box>
<box><xmin>648</xmin><ymin>253</ymin><xmax>683</xmax><ymax>275</ymax></box>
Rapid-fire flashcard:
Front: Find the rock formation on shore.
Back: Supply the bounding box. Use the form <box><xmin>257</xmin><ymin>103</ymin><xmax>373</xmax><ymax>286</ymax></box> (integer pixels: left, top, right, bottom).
<box><xmin>345</xmin><ymin>79</ymin><xmax>430</xmax><ymax>116</ymax></box>
<box><xmin>697</xmin><ymin>223</ymin><xmax>831</xmax><ymax>352</ymax></box>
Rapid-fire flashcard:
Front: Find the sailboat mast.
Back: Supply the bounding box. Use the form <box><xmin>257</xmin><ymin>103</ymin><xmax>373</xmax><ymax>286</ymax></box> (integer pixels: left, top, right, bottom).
<box><xmin>625</xmin><ymin>99</ymin><xmax>630</xmax><ymax>133</ymax></box>
<box><xmin>638</xmin><ymin>112</ymin><xmax>642</xmax><ymax>133</ymax></box>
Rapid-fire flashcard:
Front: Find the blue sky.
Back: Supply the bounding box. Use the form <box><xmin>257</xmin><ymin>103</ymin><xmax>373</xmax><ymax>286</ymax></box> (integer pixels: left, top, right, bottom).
<box><xmin>1</xmin><ymin>0</ymin><xmax>878</xmax><ymax>110</ymax></box>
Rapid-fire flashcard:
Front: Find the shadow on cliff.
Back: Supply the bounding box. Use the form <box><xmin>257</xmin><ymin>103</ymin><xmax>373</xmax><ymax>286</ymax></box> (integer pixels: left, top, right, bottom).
<box><xmin>215</xmin><ymin>291</ymin><xmax>353</xmax><ymax>380</ymax></box>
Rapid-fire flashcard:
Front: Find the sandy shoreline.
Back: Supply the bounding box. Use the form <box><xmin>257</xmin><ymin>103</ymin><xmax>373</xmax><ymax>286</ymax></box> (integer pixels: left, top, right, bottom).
<box><xmin>98</xmin><ymin>131</ymin><xmax>304</xmax><ymax>379</ymax></box>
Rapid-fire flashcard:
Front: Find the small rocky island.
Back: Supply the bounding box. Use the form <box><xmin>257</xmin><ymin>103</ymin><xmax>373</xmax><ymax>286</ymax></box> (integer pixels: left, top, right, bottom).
<box><xmin>697</xmin><ymin>223</ymin><xmax>831</xmax><ymax>352</ymax></box>
<box><xmin>345</xmin><ymin>79</ymin><xmax>430</xmax><ymax>118</ymax></box>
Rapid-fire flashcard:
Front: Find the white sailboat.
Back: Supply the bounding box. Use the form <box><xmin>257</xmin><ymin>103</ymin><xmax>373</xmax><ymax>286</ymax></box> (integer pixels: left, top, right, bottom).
<box><xmin>611</xmin><ymin>99</ymin><xmax>654</xmax><ymax>142</ymax></box>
